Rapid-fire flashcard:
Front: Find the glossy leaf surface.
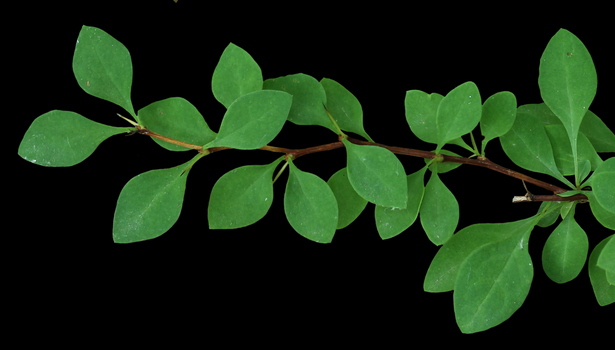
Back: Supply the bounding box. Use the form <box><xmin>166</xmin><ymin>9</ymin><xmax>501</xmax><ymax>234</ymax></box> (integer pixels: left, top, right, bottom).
<box><xmin>405</xmin><ymin>90</ymin><xmax>443</xmax><ymax>144</ymax></box>
<box><xmin>207</xmin><ymin>90</ymin><xmax>292</xmax><ymax>149</ymax></box>
<box><xmin>327</xmin><ymin>168</ymin><xmax>368</xmax><ymax>229</ymax></box>
<box><xmin>18</xmin><ymin>110</ymin><xmax>130</xmax><ymax>167</ymax></box>
<box><xmin>73</xmin><ymin>25</ymin><xmax>135</xmax><ymax>118</ymax></box>
<box><xmin>588</xmin><ymin>235</ymin><xmax>615</xmax><ymax>306</ymax></box>
<box><xmin>284</xmin><ymin>159</ymin><xmax>338</xmax><ymax>243</ymax></box>
<box><xmin>113</xmin><ymin>156</ymin><xmax>198</xmax><ymax>243</ymax></box>
<box><xmin>208</xmin><ymin>157</ymin><xmax>283</xmax><ymax>229</ymax></box>
<box><xmin>211</xmin><ymin>43</ymin><xmax>263</xmax><ymax>108</ymax></box>
<box><xmin>138</xmin><ymin>97</ymin><xmax>217</xmax><ymax>151</ymax></box>
<box><xmin>321</xmin><ymin>78</ymin><xmax>373</xmax><ymax>141</ymax></box>
<box><xmin>342</xmin><ymin>139</ymin><xmax>407</xmax><ymax>209</ymax></box>
<box><xmin>420</xmin><ymin>171</ymin><xmax>458</xmax><ymax>245</ymax></box>
<box><xmin>480</xmin><ymin>91</ymin><xmax>516</xmax><ymax>155</ymax></box>
<box><xmin>435</xmin><ymin>81</ymin><xmax>481</xmax><ymax>153</ymax></box>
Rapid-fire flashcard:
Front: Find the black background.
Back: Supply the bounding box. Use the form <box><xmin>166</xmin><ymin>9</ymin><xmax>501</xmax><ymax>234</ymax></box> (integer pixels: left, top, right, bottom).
<box><xmin>11</xmin><ymin>1</ymin><xmax>613</xmax><ymax>343</ymax></box>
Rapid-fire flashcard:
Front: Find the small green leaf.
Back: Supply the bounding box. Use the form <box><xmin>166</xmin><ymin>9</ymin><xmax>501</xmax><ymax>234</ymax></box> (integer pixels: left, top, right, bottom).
<box><xmin>263</xmin><ymin>73</ymin><xmax>336</xmax><ymax>133</ymax></box>
<box><xmin>327</xmin><ymin>168</ymin><xmax>368</xmax><ymax>229</ymax></box>
<box><xmin>113</xmin><ymin>156</ymin><xmax>199</xmax><ymax>243</ymax></box>
<box><xmin>18</xmin><ymin>110</ymin><xmax>130</xmax><ymax>167</ymax></box>
<box><xmin>211</xmin><ymin>43</ymin><xmax>263</xmax><ymax>108</ymax></box>
<box><xmin>586</xmin><ymin>191</ymin><xmax>615</xmax><ymax>230</ymax></box>
<box><xmin>597</xmin><ymin>236</ymin><xmax>615</xmax><ymax>276</ymax></box>
<box><xmin>404</xmin><ymin>90</ymin><xmax>443</xmax><ymax>144</ymax></box>
<box><xmin>435</xmin><ymin>81</ymin><xmax>482</xmax><ymax>153</ymax></box>
<box><xmin>342</xmin><ymin>139</ymin><xmax>408</xmax><ymax>208</ymax></box>
<box><xmin>321</xmin><ymin>78</ymin><xmax>373</xmax><ymax>141</ymax></box>
<box><xmin>208</xmin><ymin>157</ymin><xmax>283</xmax><ymax>229</ymax></box>
<box><xmin>588</xmin><ymin>235</ymin><xmax>615</xmax><ymax>306</ymax></box>
<box><xmin>480</xmin><ymin>91</ymin><xmax>517</xmax><ymax>155</ymax></box>
<box><xmin>454</xmin><ymin>227</ymin><xmax>534</xmax><ymax>333</ymax></box>
<box><xmin>536</xmin><ymin>201</ymin><xmax>565</xmax><ymax>228</ymax></box>
<box><xmin>542</xmin><ymin>206</ymin><xmax>588</xmax><ymax>284</ymax></box>
<box><xmin>284</xmin><ymin>159</ymin><xmax>338</xmax><ymax>243</ymax></box>
<box><xmin>590</xmin><ymin>158</ymin><xmax>615</xmax><ymax>214</ymax></box>
<box><xmin>73</xmin><ymin>25</ymin><xmax>135</xmax><ymax>118</ymax></box>
<box><xmin>375</xmin><ymin>167</ymin><xmax>426</xmax><ymax>239</ymax></box>
<box><xmin>208</xmin><ymin>90</ymin><xmax>292</xmax><ymax>149</ymax></box>
<box><xmin>138</xmin><ymin>97</ymin><xmax>217</xmax><ymax>151</ymax></box>
<box><xmin>420</xmin><ymin>171</ymin><xmax>458</xmax><ymax>245</ymax></box>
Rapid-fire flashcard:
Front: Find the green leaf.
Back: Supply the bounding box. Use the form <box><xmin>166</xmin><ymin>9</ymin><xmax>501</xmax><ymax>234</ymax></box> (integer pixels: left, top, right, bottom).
<box><xmin>320</xmin><ymin>78</ymin><xmax>373</xmax><ymax>141</ymax></box>
<box><xmin>284</xmin><ymin>159</ymin><xmax>338</xmax><ymax>243</ymax></box>
<box><xmin>518</xmin><ymin>103</ymin><xmax>561</xmax><ymax>126</ymax></box>
<box><xmin>342</xmin><ymin>138</ymin><xmax>407</xmax><ymax>208</ymax></box>
<box><xmin>586</xmin><ymin>191</ymin><xmax>615</xmax><ymax>230</ymax></box>
<box><xmin>263</xmin><ymin>73</ymin><xmax>336</xmax><ymax>133</ymax></box>
<box><xmin>18</xmin><ymin>110</ymin><xmax>130</xmax><ymax>167</ymax></box>
<box><xmin>138</xmin><ymin>97</ymin><xmax>217</xmax><ymax>151</ymax></box>
<box><xmin>597</xmin><ymin>235</ymin><xmax>615</xmax><ymax>276</ymax></box>
<box><xmin>500</xmin><ymin>112</ymin><xmax>573</xmax><ymax>188</ymax></box>
<box><xmin>327</xmin><ymin>168</ymin><xmax>368</xmax><ymax>229</ymax></box>
<box><xmin>542</xmin><ymin>205</ymin><xmax>588</xmax><ymax>283</ymax></box>
<box><xmin>73</xmin><ymin>25</ymin><xmax>135</xmax><ymax>118</ymax></box>
<box><xmin>536</xmin><ymin>201</ymin><xmax>565</xmax><ymax>228</ymax></box>
<box><xmin>589</xmin><ymin>157</ymin><xmax>615</xmax><ymax>214</ymax></box>
<box><xmin>588</xmin><ymin>235</ymin><xmax>615</xmax><ymax>306</ymax></box>
<box><xmin>539</xmin><ymin>29</ymin><xmax>597</xmax><ymax>184</ymax></box>
<box><xmin>544</xmin><ymin>124</ymin><xmax>602</xmax><ymax>175</ymax></box>
<box><xmin>480</xmin><ymin>91</ymin><xmax>517</xmax><ymax>155</ymax></box>
<box><xmin>211</xmin><ymin>43</ymin><xmax>263</xmax><ymax>108</ymax></box>
<box><xmin>207</xmin><ymin>90</ymin><xmax>292</xmax><ymax>149</ymax></box>
<box><xmin>435</xmin><ymin>81</ymin><xmax>481</xmax><ymax>153</ymax></box>
<box><xmin>420</xmin><ymin>171</ymin><xmax>459</xmax><ymax>245</ymax></box>
<box><xmin>579</xmin><ymin>110</ymin><xmax>615</xmax><ymax>153</ymax></box>
<box><xmin>424</xmin><ymin>216</ymin><xmax>537</xmax><ymax>293</ymax></box>
<box><xmin>405</xmin><ymin>90</ymin><xmax>443</xmax><ymax>144</ymax></box>
<box><xmin>375</xmin><ymin>167</ymin><xmax>426</xmax><ymax>240</ymax></box>
<box><xmin>208</xmin><ymin>157</ymin><xmax>283</xmax><ymax>229</ymax></box>
<box><xmin>113</xmin><ymin>155</ymin><xmax>200</xmax><ymax>243</ymax></box>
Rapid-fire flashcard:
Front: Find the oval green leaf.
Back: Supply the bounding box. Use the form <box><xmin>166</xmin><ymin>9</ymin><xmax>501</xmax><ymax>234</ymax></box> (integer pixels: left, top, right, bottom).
<box><xmin>420</xmin><ymin>172</ymin><xmax>458</xmax><ymax>245</ymax></box>
<box><xmin>404</xmin><ymin>90</ymin><xmax>443</xmax><ymax>144</ymax></box>
<box><xmin>18</xmin><ymin>110</ymin><xmax>130</xmax><ymax>167</ymax></box>
<box><xmin>320</xmin><ymin>78</ymin><xmax>373</xmax><ymax>141</ymax></box>
<box><xmin>73</xmin><ymin>25</ymin><xmax>135</xmax><ymax>118</ymax></box>
<box><xmin>435</xmin><ymin>81</ymin><xmax>481</xmax><ymax>153</ymax></box>
<box><xmin>211</xmin><ymin>43</ymin><xmax>263</xmax><ymax>108</ymax></box>
<box><xmin>480</xmin><ymin>91</ymin><xmax>517</xmax><ymax>155</ymax></box>
<box><xmin>327</xmin><ymin>168</ymin><xmax>368</xmax><ymax>229</ymax></box>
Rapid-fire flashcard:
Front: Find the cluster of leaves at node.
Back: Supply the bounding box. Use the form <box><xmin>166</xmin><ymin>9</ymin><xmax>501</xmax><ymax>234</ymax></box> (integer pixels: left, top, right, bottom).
<box><xmin>18</xmin><ymin>26</ymin><xmax>614</xmax><ymax>333</ymax></box>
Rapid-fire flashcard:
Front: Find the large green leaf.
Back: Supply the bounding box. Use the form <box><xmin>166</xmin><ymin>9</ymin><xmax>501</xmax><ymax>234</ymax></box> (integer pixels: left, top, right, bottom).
<box><xmin>211</xmin><ymin>43</ymin><xmax>263</xmax><ymax>109</ymax></box>
<box><xmin>500</xmin><ymin>112</ymin><xmax>573</xmax><ymax>188</ymax></box>
<box><xmin>113</xmin><ymin>155</ymin><xmax>200</xmax><ymax>243</ymax></box>
<box><xmin>284</xmin><ymin>159</ymin><xmax>338</xmax><ymax>243</ymax></box>
<box><xmin>588</xmin><ymin>235</ymin><xmax>615</xmax><ymax>306</ymax></box>
<box><xmin>420</xmin><ymin>171</ymin><xmax>458</xmax><ymax>245</ymax></box>
<box><xmin>321</xmin><ymin>78</ymin><xmax>373</xmax><ymax>141</ymax></box>
<box><xmin>138</xmin><ymin>97</ymin><xmax>217</xmax><ymax>151</ymax></box>
<box><xmin>327</xmin><ymin>168</ymin><xmax>368</xmax><ymax>229</ymax></box>
<box><xmin>375</xmin><ymin>167</ymin><xmax>426</xmax><ymax>240</ymax></box>
<box><xmin>206</xmin><ymin>90</ymin><xmax>292</xmax><ymax>149</ymax></box>
<box><xmin>435</xmin><ymin>81</ymin><xmax>482</xmax><ymax>153</ymax></box>
<box><xmin>404</xmin><ymin>90</ymin><xmax>443</xmax><ymax>144</ymax></box>
<box><xmin>73</xmin><ymin>25</ymin><xmax>135</xmax><ymax>118</ymax></box>
<box><xmin>424</xmin><ymin>216</ymin><xmax>537</xmax><ymax>293</ymax></box>
<box><xmin>480</xmin><ymin>91</ymin><xmax>517</xmax><ymax>155</ymax></box>
<box><xmin>539</xmin><ymin>29</ymin><xmax>597</xmax><ymax>184</ymax></box>
<box><xmin>208</xmin><ymin>157</ymin><xmax>283</xmax><ymax>229</ymax></box>
<box><xmin>18</xmin><ymin>110</ymin><xmax>130</xmax><ymax>167</ymax></box>
<box><xmin>454</xmin><ymin>225</ymin><xmax>534</xmax><ymax>333</ymax></box>
<box><xmin>263</xmin><ymin>73</ymin><xmax>336</xmax><ymax>133</ymax></box>
<box><xmin>542</xmin><ymin>205</ymin><xmax>588</xmax><ymax>283</ymax></box>
<box><xmin>342</xmin><ymin>138</ymin><xmax>407</xmax><ymax>209</ymax></box>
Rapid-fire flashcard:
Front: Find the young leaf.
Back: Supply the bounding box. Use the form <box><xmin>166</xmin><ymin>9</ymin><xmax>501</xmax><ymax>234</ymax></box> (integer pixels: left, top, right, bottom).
<box><xmin>420</xmin><ymin>171</ymin><xmax>459</xmax><ymax>245</ymax></box>
<box><xmin>138</xmin><ymin>97</ymin><xmax>217</xmax><ymax>151</ymax></box>
<box><xmin>539</xmin><ymin>29</ymin><xmax>597</xmax><ymax>184</ymax></box>
<box><xmin>454</xmin><ymin>228</ymin><xmax>534</xmax><ymax>333</ymax></box>
<box><xmin>435</xmin><ymin>81</ymin><xmax>481</xmax><ymax>153</ymax></box>
<box><xmin>424</xmin><ymin>216</ymin><xmax>537</xmax><ymax>293</ymax></box>
<box><xmin>263</xmin><ymin>73</ymin><xmax>336</xmax><ymax>133</ymax></box>
<box><xmin>284</xmin><ymin>159</ymin><xmax>338</xmax><ymax>243</ymax></box>
<box><xmin>542</xmin><ymin>205</ymin><xmax>588</xmax><ymax>284</ymax></box>
<box><xmin>208</xmin><ymin>157</ymin><xmax>283</xmax><ymax>229</ymax></box>
<box><xmin>480</xmin><ymin>91</ymin><xmax>517</xmax><ymax>155</ymax></box>
<box><xmin>73</xmin><ymin>25</ymin><xmax>136</xmax><ymax>118</ymax></box>
<box><xmin>320</xmin><ymin>78</ymin><xmax>373</xmax><ymax>141</ymax></box>
<box><xmin>588</xmin><ymin>235</ymin><xmax>615</xmax><ymax>306</ymax></box>
<box><xmin>113</xmin><ymin>155</ymin><xmax>199</xmax><ymax>243</ymax></box>
<box><xmin>207</xmin><ymin>90</ymin><xmax>292</xmax><ymax>149</ymax></box>
<box><xmin>18</xmin><ymin>110</ymin><xmax>130</xmax><ymax>167</ymax></box>
<box><xmin>500</xmin><ymin>112</ymin><xmax>573</xmax><ymax>188</ymax></box>
<box><xmin>211</xmin><ymin>43</ymin><xmax>263</xmax><ymax>108</ymax></box>
<box><xmin>404</xmin><ymin>90</ymin><xmax>443</xmax><ymax>144</ymax></box>
<box><xmin>342</xmin><ymin>138</ymin><xmax>408</xmax><ymax>209</ymax></box>
<box><xmin>375</xmin><ymin>167</ymin><xmax>426</xmax><ymax>240</ymax></box>
<box><xmin>327</xmin><ymin>168</ymin><xmax>368</xmax><ymax>229</ymax></box>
